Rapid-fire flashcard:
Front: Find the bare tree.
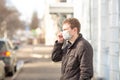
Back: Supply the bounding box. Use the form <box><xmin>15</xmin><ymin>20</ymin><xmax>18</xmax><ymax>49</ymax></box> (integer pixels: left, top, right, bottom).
<box><xmin>30</xmin><ymin>11</ymin><xmax>39</xmax><ymax>30</ymax></box>
<box><xmin>6</xmin><ymin>13</ymin><xmax>25</xmax><ymax>39</ymax></box>
<box><xmin>0</xmin><ymin>0</ymin><xmax>25</xmax><ymax>38</ymax></box>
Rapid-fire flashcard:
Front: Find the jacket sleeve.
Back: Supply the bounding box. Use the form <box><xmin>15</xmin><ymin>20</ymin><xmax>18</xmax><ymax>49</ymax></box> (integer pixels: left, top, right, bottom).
<box><xmin>51</xmin><ymin>40</ymin><xmax>64</xmax><ymax>62</ymax></box>
<box><xmin>79</xmin><ymin>46</ymin><xmax>93</xmax><ymax>80</ymax></box>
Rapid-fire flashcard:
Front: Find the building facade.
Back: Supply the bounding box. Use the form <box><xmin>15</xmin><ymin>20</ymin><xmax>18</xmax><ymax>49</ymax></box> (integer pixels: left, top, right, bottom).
<box><xmin>44</xmin><ymin>0</ymin><xmax>120</xmax><ymax>79</ymax></box>
<box><xmin>74</xmin><ymin>0</ymin><xmax>120</xmax><ymax>79</ymax></box>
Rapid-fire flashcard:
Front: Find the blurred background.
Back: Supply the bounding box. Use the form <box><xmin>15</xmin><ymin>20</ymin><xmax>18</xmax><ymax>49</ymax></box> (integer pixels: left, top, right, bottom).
<box><xmin>0</xmin><ymin>0</ymin><xmax>120</xmax><ymax>80</ymax></box>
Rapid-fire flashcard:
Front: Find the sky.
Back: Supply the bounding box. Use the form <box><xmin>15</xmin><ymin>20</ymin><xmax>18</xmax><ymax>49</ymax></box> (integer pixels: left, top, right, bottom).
<box><xmin>8</xmin><ymin>0</ymin><xmax>46</xmax><ymax>22</ymax></box>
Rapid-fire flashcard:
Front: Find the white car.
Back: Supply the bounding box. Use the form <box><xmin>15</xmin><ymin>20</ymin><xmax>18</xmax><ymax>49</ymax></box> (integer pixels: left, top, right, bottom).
<box><xmin>0</xmin><ymin>39</ymin><xmax>18</xmax><ymax>76</ymax></box>
<box><xmin>0</xmin><ymin>60</ymin><xmax>5</xmax><ymax>80</ymax></box>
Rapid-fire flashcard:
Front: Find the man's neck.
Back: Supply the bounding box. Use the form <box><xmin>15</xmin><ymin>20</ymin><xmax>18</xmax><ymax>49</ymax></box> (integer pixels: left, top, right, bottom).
<box><xmin>69</xmin><ymin>34</ymin><xmax>79</xmax><ymax>44</ymax></box>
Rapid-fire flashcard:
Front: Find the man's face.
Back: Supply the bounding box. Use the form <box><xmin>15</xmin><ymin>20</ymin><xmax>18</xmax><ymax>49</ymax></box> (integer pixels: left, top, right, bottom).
<box><xmin>62</xmin><ymin>23</ymin><xmax>76</xmax><ymax>40</ymax></box>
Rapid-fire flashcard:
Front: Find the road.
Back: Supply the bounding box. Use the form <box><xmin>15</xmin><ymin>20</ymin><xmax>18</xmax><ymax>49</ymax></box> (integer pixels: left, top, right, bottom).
<box><xmin>5</xmin><ymin>44</ymin><xmax>61</xmax><ymax>80</ymax></box>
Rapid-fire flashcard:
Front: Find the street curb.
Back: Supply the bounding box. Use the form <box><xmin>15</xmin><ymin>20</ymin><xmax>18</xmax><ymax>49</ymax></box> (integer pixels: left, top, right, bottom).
<box><xmin>11</xmin><ymin>61</ymin><xmax>24</xmax><ymax>80</ymax></box>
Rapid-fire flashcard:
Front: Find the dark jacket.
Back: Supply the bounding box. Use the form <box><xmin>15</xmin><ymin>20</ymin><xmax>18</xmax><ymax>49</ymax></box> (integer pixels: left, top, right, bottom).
<box><xmin>51</xmin><ymin>34</ymin><xmax>93</xmax><ymax>80</ymax></box>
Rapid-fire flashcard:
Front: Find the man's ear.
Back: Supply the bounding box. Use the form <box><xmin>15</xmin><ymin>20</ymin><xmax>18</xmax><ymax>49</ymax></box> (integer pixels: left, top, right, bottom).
<box><xmin>73</xmin><ymin>27</ymin><xmax>77</xmax><ymax>32</ymax></box>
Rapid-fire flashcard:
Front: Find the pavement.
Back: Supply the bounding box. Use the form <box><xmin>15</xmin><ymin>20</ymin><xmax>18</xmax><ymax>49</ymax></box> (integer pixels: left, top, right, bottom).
<box><xmin>13</xmin><ymin>44</ymin><xmax>61</xmax><ymax>80</ymax></box>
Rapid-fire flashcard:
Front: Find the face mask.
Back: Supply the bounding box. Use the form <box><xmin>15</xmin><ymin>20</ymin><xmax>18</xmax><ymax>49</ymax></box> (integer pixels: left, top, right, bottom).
<box><xmin>62</xmin><ymin>30</ymin><xmax>72</xmax><ymax>40</ymax></box>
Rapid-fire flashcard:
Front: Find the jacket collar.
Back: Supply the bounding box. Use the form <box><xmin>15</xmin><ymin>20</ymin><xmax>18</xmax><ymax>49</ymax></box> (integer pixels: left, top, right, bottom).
<box><xmin>68</xmin><ymin>33</ymin><xmax>82</xmax><ymax>49</ymax></box>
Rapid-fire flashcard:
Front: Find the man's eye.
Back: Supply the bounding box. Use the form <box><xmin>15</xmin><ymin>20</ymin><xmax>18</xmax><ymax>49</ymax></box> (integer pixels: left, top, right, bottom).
<box><xmin>63</xmin><ymin>29</ymin><xmax>68</xmax><ymax>31</ymax></box>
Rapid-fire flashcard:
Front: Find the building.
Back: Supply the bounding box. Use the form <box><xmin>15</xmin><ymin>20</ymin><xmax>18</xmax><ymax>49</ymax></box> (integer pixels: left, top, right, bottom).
<box><xmin>43</xmin><ymin>0</ymin><xmax>74</xmax><ymax>45</ymax></box>
<box><xmin>43</xmin><ymin>0</ymin><xmax>120</xmax><ymax>79</ymax></box>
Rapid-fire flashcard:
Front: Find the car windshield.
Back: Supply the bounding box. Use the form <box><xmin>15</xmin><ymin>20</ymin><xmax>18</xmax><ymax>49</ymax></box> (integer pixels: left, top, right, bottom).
<box><xmin>0</xmin><ymin>41</ymin><xmax>6</xmax><ymax>52</ymax></box>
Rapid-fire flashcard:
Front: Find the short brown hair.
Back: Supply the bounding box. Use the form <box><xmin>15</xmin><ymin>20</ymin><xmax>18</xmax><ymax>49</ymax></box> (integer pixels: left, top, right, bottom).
<box><xmin>63</xmin><ymin>18</ymin><xmax>81</xmax><ymax>34</ymax></box>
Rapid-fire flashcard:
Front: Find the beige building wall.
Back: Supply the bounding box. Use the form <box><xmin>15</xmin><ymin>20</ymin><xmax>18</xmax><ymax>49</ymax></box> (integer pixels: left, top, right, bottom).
<box><xmin>73</xmin><ymin>0</ymin><xmax>120</xmax><ymax>79</ymax></box>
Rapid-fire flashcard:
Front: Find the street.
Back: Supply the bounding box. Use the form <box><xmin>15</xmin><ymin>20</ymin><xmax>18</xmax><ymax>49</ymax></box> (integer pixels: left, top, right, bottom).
<box><xmin>5</xmin><ymin>45</ymin><xmax>61</xmax><ymax>80</ymax></box>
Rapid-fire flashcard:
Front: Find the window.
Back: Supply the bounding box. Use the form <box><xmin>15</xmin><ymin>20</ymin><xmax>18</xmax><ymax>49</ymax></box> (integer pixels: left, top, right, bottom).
<box><xmin>60</xmin><ymin>0</ymin><xmax>66</xmax><ymax>2</ymax></box>
<box><xmin>0</xmin><ymin>41</ymin><xmax>7</xmax><ymax>52</ymax></box>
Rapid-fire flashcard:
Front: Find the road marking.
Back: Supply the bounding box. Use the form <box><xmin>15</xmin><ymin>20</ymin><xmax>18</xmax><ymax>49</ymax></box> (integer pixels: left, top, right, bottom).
<box><xmin>44</xmin><ymin>55</ymin><xmax>50</xmax><ymax>59</ymax></box>
<box><xmin>31</xmin><ymin>54</ymin><xmax>43</xmax><ymax>58</ymax></box>
<box><xmin>30</xmin><ymin>54</ymin><xmax>50</xmax><ymax>59</ymax></box>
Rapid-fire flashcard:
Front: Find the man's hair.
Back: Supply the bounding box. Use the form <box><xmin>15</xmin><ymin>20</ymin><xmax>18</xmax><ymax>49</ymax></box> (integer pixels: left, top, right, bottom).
<box><xmin>63</xmin><ymin>18</ymin><xmax>81</xmax><ymax>34</ymax></box>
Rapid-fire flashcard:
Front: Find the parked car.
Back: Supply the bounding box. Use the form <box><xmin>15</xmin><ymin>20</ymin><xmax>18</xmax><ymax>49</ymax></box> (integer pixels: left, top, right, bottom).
<box><xmin>12</xmin><ymin>39</ymin><xmax>21</xmax><ymax>46</ymax></box>
<box><xmin>0</xmin><ymin>39</ymin><xmax>18</xmax><ymax>76</ymax></box>
<box><xmin>0</xmin><ymin>60</ymin><xmax>5</xmax><ymax>80</ymax></box>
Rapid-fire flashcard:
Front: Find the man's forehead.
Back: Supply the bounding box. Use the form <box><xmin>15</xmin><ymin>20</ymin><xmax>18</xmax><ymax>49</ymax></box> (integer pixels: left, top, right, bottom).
<box><xmin>62</xmin><ymin>23</ymin><xmax>70</xmax><ymax>30</ymax></box>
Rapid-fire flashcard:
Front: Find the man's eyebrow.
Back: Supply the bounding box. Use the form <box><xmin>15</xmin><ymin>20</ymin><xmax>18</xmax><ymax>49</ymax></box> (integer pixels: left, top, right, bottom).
<box><xmin>63</xmin><ymin>28</ymin><xmax>68</xmax><ymax>30</ymax></box>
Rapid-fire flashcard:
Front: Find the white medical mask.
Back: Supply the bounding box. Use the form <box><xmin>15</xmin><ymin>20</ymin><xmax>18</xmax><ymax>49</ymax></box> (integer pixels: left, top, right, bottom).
<box><xmin>62</xmin><ymin>30</ymin><xmax>72</xmax><ymax>40</ymax></box>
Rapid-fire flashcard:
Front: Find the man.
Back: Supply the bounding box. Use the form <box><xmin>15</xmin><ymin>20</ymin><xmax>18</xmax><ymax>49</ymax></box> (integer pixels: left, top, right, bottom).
<box><xmin>51</xmin><ymin>18</ymin><xmax>93</xmax><ymax>80</ymax></box>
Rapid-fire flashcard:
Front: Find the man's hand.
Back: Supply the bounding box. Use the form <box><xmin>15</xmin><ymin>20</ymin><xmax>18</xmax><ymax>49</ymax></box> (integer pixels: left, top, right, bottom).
<box><xmin>57</xmin><ymin>32</ymin><xmax>64</xmax><ymax>43</ymax></box>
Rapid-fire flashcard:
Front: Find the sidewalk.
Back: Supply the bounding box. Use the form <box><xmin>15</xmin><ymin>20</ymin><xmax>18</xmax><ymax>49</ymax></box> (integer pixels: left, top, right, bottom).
<box><xmin>14</xmin><ymin>44</ymin><xmax>61</xmax><ymax>80</ymax></box>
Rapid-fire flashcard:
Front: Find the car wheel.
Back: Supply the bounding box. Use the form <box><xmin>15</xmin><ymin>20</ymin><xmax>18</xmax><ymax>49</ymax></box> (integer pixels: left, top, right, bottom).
<box><xmin>14</xmin><ymin>65</ymin><xmax>17</xmax><ymax>72</ymax></box>
<box><xmin>8</xmin><ymin>66</ymin><xmax>15</xmax><ymax>76</ymax></box>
